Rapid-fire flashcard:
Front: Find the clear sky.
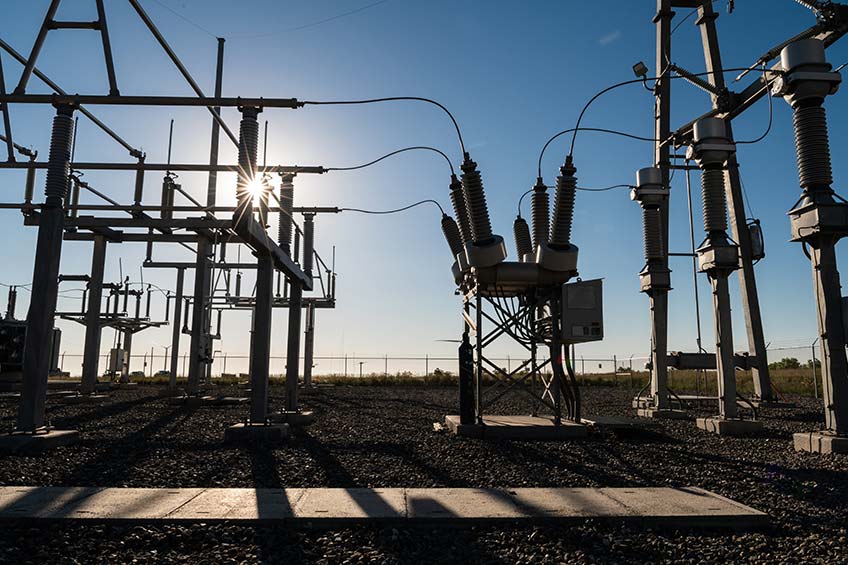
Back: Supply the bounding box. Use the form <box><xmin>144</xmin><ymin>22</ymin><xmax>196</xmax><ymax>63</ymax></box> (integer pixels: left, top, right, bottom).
<box><xmin>1</xmin><ymin>0</ymin><xmax>847</xmax><ymax>376</ymax></box>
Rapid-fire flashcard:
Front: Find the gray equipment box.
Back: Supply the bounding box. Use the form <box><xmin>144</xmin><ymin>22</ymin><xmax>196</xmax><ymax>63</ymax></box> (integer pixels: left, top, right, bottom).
<box><xmin>562</xmin><ymin>279</ymin><xmax>603</xmax><ymax>343</ymax></box>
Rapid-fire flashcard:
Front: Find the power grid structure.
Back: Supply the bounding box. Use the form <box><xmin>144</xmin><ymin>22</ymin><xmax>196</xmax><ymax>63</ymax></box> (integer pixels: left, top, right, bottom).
<box><xmin>0</xmin><ymin>0</ymin><xmax>340</xmax><ymax>448</ymax></box>
<box><xmin>0</xmin><ymin>0</ymin><xmax>846</xmax><ymax>455</ymax></box>
<box><xmin>630</xmin><ymin>0</ymin><xmax>848</xmax><ymax>449</ymax></box>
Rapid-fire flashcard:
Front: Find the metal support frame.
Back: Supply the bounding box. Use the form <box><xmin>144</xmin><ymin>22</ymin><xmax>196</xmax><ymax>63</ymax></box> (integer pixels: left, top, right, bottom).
<box><xmin>186</xmin><ymin>235</ymin><xmax>212</xmax><ymax>394</ymax></box>
<box><xmin>648</xmin><ymin>0</ymin><xmax>673</xmax><ymax>410</ymax></box>
<box><xmin>120</xmin><ymin>328</ymin><xmax>133</xmax><ymax>382</ymax></box>
<box><xmin>303</xmin><ymin>302</ymin><xmax>316</xmax><ymax>388</ymax></box>
<box><xmin>249</xmin><ymin>254</ymin><xmax>273</xmax><ymax>423</ymax></box>
<box><xmin>695</xmin><ymin>0</ymin><xmax>774</xmax><ymax>401</ymax></box>
<box><xmin>168</xmin><ymin>267</ymin><xmax>185</xmax><ymax>388</ymax></box>
<box><xmin>80</xmin><ymin>235</ymin><xmax>107</xmax><ymax>395</ymax></box>
<box><xmin>462</xmin><ymin>284</ymin><xmax>578</xmax><ymax>424</ymax></box>
<box><xmin>14</xmin><ymin>0</ymin><xmax>119</xmax><ymax>96</ymax></box>
<box><xmin>16</xmin><ymin>104</ymin><xmax>74</xmax><ymax>432</ymax></box>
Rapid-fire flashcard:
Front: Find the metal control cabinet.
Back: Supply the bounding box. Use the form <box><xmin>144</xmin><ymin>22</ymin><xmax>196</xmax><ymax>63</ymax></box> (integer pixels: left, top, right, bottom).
<box><xmin>562</xmin><ymin>279</ymin><xmax>603</xmax><ymax>344</ymax></box>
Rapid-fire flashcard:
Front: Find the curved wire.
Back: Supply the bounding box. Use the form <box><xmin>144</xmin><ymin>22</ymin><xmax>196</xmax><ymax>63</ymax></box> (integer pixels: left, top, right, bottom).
<box><xmin>576</xmin><ymin>184</ymin><xmax>632</xmax><ymax>192</ymax></box>
<box><xmin>568</xmin><ymin>66</ymin><xmax>778</xmax><ymax>157</ymax></box>
<box><xmin>341</xmin><ymin>199</ymin><xmax>445</xmax><ymax>216</ymax></box>
<box><xmin>737</xmin><ymin>65</ymin><xmax>774</xmax><ymax>144</ymax></box>
<box><xmin>301</xmin><ymin>97</ymin><xmax>465</xmax><ymax>157</ymax></box>
<box><xmin>538</xmin><ymin>127</ymin><xmax>658</xmax><ymax>178</ymax></box>
<box><xmin>517</xmin><ymin>188</ymin><xmax>533</xmax><ymax>217</ymax></box>
<box><xmin>326</xmin><ymin>145</ymin><xmax>454</xmax><ymax>176</ymax></box>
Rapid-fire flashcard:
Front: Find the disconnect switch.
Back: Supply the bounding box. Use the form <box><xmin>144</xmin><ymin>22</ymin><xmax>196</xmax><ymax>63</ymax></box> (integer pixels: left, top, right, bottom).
<box><xmin>562</xmin><ymin>279</ymin><xmax>603</xmax><ymax>344</ymax></box>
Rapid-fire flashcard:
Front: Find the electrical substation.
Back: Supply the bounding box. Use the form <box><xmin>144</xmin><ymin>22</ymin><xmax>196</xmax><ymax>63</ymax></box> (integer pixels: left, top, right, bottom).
<box><xmin>0</xmin><ymin>0</ymin><xmax>846</xmax><ymax>562</ymax></box>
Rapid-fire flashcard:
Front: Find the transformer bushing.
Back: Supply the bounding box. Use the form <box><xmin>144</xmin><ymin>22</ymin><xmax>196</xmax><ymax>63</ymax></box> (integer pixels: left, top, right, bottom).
<box><xmin>536</xmin><ymin>157</ymin><xmax>578</xmax><ymax>272</ymax></box>
<box><xmin>631</xmin><ymin>167</ymin><xmax>670</xmax><ymax>293</ymax></box>
<box><xmin>449</xmin><ymin>174</ymin><xmax>472</xmax><ymax>274</ymax></box>
<box><xmin>441</xmin><ymin>213</ymin><xmax>465</xmax><ymax>282</ymax></box>
<box><xmin>687</xmin><ymin>117</ymin><xmax>741</xmax><ymax>421</ymax></box>
<box><xmin>773</xmin><ymin>38</ymin><xmax>848</xmax><ymax>438</ymax></box>
<box><xmin>531</xmin><ymin>177</ymin><xmax>549</xmax><ymax>256</ymax></box>
<box><xmin>512</xmin><ymin>216</ymin><xmax>532</xmax><ymax>261</ymax></box>
<box><xmin>687</xmin><ymin>118</ymin><xmax>739</xmax><ymax>276</ymax></box>
<box><xmin>278</xmin><ymin>174</ymin><xmax>294</xmax><ymax>255</ymax></box>
<box><xmin>460</xmin><ymin>155</ymin><xmax>506</xmax><ymax>268</ymax></box>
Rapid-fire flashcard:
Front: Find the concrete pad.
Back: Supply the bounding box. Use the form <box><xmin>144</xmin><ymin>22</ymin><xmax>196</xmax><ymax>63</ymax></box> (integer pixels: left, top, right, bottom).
<box><xmin>110</xmin><ymin>382</ymin><xmax>138</xmax><ymax>390</ymax></box>
<box><xmin>0</xmin><ymin>487</ymin><xmax>767</xmax><ymax>528</ymax></box>
<box><xmin>0</xmin><ymin>429</ymin><xmax>79</xmax><ymax>453</ymax></box>
<box><xmin>213</xmin><ymin>396</ymin><xmax>249</xmax><ymax>406</ymax></box>
<box><xmin>157</xmin><ymin>387</ymin><xmax>183</xmax><ymax>397</ymax></box>
<box><xmin>269</xmin><ymin>410</ymin><xmax>316</xmax><ymax>426</ymax></box>
<box><xmin>223</xmin><ymin>422</ymin><xmax>289</xmax><ymax>443</ymax></box>
<box><xmin>794</xmin><ymin>431</ymin><xmax>848</xmax><ymax>454</ymax></box>
<box><xmin>168</xmin><ymin>488</ymin><xmax>306</xmax><ymax>520</ymax></box>
<box><xmin>60</xmin><ymin>394</ymin><xmax>110</xmax><ymax>405</ymax></box>
<box><xmin>295</xmin><ymin>488</ymin><xmax>405</xmax><ymax>520</ymax></box>
<box><xmin>636</xmin><ymin>408</ymin><xmax>689</xmax><ymax>420</ymax></box>
<box><xmin>753</xmin><ymin>400</ymin><xmax>797</xmax><ymax>409</ymax></box>
<box><xmin>445</xmin><ymin>415</ymin><xmax>588</xmax><ymax>440</ymax></box>
<box><xmin>696</xmin><ymin>417</ymin><xmax>764</xmax><ymax>436</ymax></box>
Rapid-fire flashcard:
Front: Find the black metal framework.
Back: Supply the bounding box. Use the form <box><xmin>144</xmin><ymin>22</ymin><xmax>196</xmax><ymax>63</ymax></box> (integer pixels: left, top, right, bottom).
<box><xmin>462</xmin><ymin>283</ymin><xmax>579</xmax><ymax>425</ymax></box>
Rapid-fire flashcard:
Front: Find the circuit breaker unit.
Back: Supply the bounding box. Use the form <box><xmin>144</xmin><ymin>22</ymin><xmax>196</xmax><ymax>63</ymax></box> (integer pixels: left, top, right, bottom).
<box><xmin>562</xmin><ymin>279</ymin><xmax>603</xmax><ymax>343</ymax></box>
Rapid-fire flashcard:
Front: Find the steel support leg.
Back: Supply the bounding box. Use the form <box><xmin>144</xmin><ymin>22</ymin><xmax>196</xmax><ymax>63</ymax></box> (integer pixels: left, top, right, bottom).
<box><xmin>284</xmin><ymin>282</ymin><xmax>303</xmax><ymax>412</ymax></box>
<box><xmin>711</xmin><ymin>275</ymin><xmax>737</xmax><ymax>419</ymax></box>
<box><xmin>810</xmin><ymin>243</ymin><xmax>848</xmax><ymax>434</ymax></box>
<box><xmin>249</xmin><ymin>253</ymin><xmax>273</xmax><ymax>423</ymax></box>
<box><xmin>121</xmin><ymin>329</ymin><xmax>133</xmax><ymax>383</ymax></box>
<box><xmin>80</xmin><ymin>235</ymin><xmax>107</xmax><ymax>395</ymax></box>
<box><xmin>187</xmin><ymin>235</ymin><xmax>211</xmax><ymax>395</ymax></box>
<box><xmin>16</xmin><ymin>104</ymin><xmax>74</xmax><ymax>432</ymax></box>
<box><xmin>303</xmin><ymin>302</ymin><xmax>315</xmax><ymax>388</ymax></box>
<box><xmin>168</xmin><ymin>267</ymin><xmax>185</xmax><ymax>388</ymax></box>
<box><xmin>649</xmin><ymin>292</ymin><xmax>670</xmax><ymax>408</ymax></box>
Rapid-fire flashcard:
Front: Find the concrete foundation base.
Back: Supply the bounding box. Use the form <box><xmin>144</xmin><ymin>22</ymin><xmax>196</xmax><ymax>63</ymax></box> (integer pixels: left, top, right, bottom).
<box><xmin>753</xmin><ymin>400</ymin><xmax>796</xmax><ymax>409</ymax></box>
<box><xmin>445</xmin><ymin>415</ymin><xmax>588</xmax><ymax>440</ymax></box>
<box><xmin>0</xmin><ymin>429</ymin><xmax>79</xmax><ymax>452</ymax></box>
<box><xmin>269</xmin><ymin>410</ymin><xmax>315</xmax><ymax>426</ymax></box>
<box><xmin>696</xmin><ymin>417</ymin><xmax>764</xmax><ymax>436</ymax></box>
<box><xmin>636</xmin><ymin>408</ymin><xmax>689</xmax><ymax>420</ymax></box>
<box><xmin>794</xmin><ymin>431</ymin><xmax>848</xmax><ymax>454</ymax></box>
<box><xmin>581</xmin><ymin>416</ymin><xmax>657</xmax><ymax>430</ymax></box>
<box><xmin>60</xmin><ymin>394</ymin><xmax>110</xmax><ymax>405</ymax></box>
<box><xmin>169</xmin><ymin>395</ymin><xmax>245</xmax><ymax>407</ymax></box>
<box><xmin>224</xmin><ymin>422</ymin><xmax>289</xmax><ymax>443</ymax></box>
<box><xmin>157</xmin><ymin>387</ymin><xmax>183</xmax><ymax>397</ymax></box>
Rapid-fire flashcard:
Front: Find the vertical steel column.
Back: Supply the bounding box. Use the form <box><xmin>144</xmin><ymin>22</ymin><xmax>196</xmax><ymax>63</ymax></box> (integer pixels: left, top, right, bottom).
<box><xmin>16</xmin><ymin>103</ymin><xmax>74</xmax><ymax>432</ymax></box>
<box><xmin>285</xmin><ymin>284</ymin><xmax>303</xmax><ymax>412</ymax></box>
<box><xmin>710</xmin><ymin>275</ymin><xmax>737</xmax><ymax>418</ymax></box>
<box><xmin>121</xmin><ymin>329</ymin><xmax>133</xmax><ymax>383</ymax></box>
<box><xmin>93</xmin><ymin>0</ymin><xmax>118</xmax><ymax>96</ymax></box>
<box><xmin>206</xmin><ymin>38</ymin><xmax>225</xmax><ymax>208</ymax></box>
<box><xmin>303</xmin><ymin>302</ymin><xmax>315</xmax><ymax>388</ymax></box>
<box><xmin>250</xmin><ymin>255</ymin><xmax>273</xmax><ymax>422</ymax></box>
<box><xmin>650</xmin><ymin>0</ymin><xmax>673</xmax><ymax>409</ymax></box>
<box><xmin>459</xmin><ymin>301</ymin><xmax>474</xmax><ymax>424</ymax></box>
<box><xmin>696</xmin><ymin>0</ymin><xmax>773</xmax><ymax>400</ymax></box>
<box><xmin>13</xmin><ymin>0</ymin><xmax>60</xmax><ymax>95</ymax></box>
<box><xmin>186</xmin><ymin>235</ymin><xmax>211</xmax><ymax>394</ymax></box>
<box><xmin>810</xmin><ymin>244</ymin><xmax>848</xmax><ymax>433</ymax></box>
<box><xmin>80</xmin><ymin>235</ymin><xmax>107</xmax><ymax>395</ymax></box>
<box><xmin>168</xmin><ymin>267</ymin><xmax>185</xmax><ymax>388</ymax></box>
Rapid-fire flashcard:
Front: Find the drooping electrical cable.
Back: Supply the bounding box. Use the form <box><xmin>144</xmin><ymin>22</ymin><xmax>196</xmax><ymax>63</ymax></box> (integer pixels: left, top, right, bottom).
<box><xmin>537</xmin><ymin>127</ymin><xmax>658</xmax><ymax>178</ymax></box>
<box><xmin>736</xmin><ymin>65</ymin><xmax>775</xmax><ymax>145</ymax></box>
<box><xmin>576</xmin><ymin>184</ymin><xmax>632</xmax><ymax>192</ymax></box>
<box><xmin>326</xmin><ymin>146</ymin><xmax>454</xmax><ymax>176</ymax></box>
<box><xmin>341</xmin><ymin>199</ymin><xmax>445</xmax><ymax>216</ymax></box>
<box><xmin>301</xmin><ymin>97</ymin><xmax>466</xmax><ymax>157</ymax></box>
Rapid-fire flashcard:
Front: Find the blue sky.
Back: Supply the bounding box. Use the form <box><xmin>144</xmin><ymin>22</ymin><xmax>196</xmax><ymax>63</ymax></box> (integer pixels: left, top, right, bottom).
<box><xmin>1</xmin><ymin>0</ymin><xmax>846</xmax><ymax>375</ymax></box>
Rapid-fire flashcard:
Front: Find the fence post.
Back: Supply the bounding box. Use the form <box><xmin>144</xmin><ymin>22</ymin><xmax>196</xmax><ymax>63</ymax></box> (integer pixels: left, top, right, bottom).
<box><xmin>344</xmin><ymin>355</ymin><xmax>347</xmax><ymax>377</ymax></box>
<box><xmin>425</xmin><ymin>354</ymin><xmax>429</xmax><ymax>377</ymax></box>
<box><xmin>613</xmin><ymin>355</ymin><xmax>617</xmax><ymax>385</ymax></box>
<box><xmin>629</xmin><ymin>356</ymin><xmax>634</xmax><ymax>388</ymax></box>
<box><xmin>385</xmin><ymin>355</ymin><xmax>388</xmax><ymax>377</ymax></box>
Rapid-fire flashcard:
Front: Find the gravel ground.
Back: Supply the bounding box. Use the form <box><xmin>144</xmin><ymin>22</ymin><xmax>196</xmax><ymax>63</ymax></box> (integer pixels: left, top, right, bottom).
<box><xmin>0</xmin><ymin>384</ymin><xmax>845</xmax><ymax>563</ymax></box>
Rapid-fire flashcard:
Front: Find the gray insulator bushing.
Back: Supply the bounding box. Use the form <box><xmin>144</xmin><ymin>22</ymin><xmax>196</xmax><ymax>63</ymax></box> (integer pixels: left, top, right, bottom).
<box><xmin>550</xmin><ymin>163</ymin><xmax>577</xmax><ymax>247</ymax></box>
<box><xmin>460</xmin><ymin>157</ymin><xmax>494</xmax><ymax>244</ymax></box>
<box><xmin>701</xmin><ymin>167</ymin><xmax>728</xmax><ymax>234</ymax></box>
<box><xmin>236</xmin><ymin>108</ymin><xmax>260</xmax><ymax>206</ymax></box>
<box><xmin>44</xmin><ymin>106</ymin><xmax>75</xmax><ymax>203</ymax></box>
<box><xmin>642</xmin><ymin>207</ymin><xmax>664</xmax><ymax>260</ymax></box>
<box><xmin>793</xmin><ymin>104</ymin><xmax>833</xmax><ymax>190</ymax></box>
<box><xmin>450</xmin><ymin>175</ymin><xmax>472</xmax><ymax>245</ymax></box>
<box><xmin>513</xmin><ymin>216</ymin><xmax>532</xmax><ymax>260</ymax></box>
<box><xmin>278</xmin><ymin>176</ymin><xmax>294</xmax><ymax>254</ymax></box>
<box><xmin>442</xmin><ymin>214</ymin><xmax>464</xmax><ymax>259</ymax></box>
<box><xmin>531</xmin><ymin>180</ymin><xmax>550</xmax><ymax>249</ymax></box>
